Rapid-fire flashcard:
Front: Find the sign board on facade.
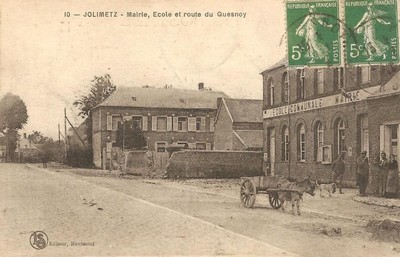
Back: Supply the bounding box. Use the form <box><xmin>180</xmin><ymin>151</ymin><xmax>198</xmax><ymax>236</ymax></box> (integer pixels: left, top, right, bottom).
<box><xmin>263</xmin><ymin>85</ymin><xmax>380</xmax><ymax>119</ymax></box>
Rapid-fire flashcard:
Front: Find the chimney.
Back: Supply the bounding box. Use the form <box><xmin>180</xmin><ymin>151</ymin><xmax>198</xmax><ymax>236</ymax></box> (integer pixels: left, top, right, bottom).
<box><xmin>198</xmin><ymin>82</ymin><xmax>204</xmax><ymax>91</ymax></box>
<box><xmin>23</xmin><ymin>133</ymin><xmax>26</xmax><ymax>139</ymax></box>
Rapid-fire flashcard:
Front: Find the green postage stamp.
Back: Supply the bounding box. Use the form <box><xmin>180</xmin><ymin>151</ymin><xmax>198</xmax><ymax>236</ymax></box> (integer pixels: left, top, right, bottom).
<box><xmin>345</xmin><ymin>0</ymin><xmax>399</xmax><ymax>65</ymax></box>
<box><xmin>286</xmin><ymin>0</ymin><xmax>340</xmax><ymax>67</ymax></box>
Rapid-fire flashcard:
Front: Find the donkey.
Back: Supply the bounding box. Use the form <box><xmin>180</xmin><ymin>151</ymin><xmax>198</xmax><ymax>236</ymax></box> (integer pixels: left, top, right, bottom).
<box><xmin>277</xmin><ymin>177</ymin><xmax>316</xmax><ymax>215</ymax></box>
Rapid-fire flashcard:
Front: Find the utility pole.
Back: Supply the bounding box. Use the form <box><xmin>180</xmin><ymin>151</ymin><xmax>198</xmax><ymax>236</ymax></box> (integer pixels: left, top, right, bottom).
<box><xmin>288</xmin><ymin>73</ymin><xmax>291</xmax><ymax>180</ymax></box>
<box><xmin>58</xmin><ymin>124</ymin><xmax>61</xmax><ymax>147</ymax></box>
<box><xmin>64</xmin><ymin>108</ymin><xmax>67</xmax><ymax>162</ymax></box>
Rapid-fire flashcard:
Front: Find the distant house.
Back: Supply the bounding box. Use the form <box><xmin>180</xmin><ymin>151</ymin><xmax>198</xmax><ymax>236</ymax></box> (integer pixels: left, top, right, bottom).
<box><xmin>91</xmin><ymin>84</ymin><xmax>229</xmax><ymax>168</ymax></box>
<box><xmin>15</xmin><ymin>133</ymin><xmax>40</xmax><ymax>162</ymax></box>
<box><xmin>214</xmin><ymin>98</ymin><xmax>263</xmax><ymax>151</ymax></box>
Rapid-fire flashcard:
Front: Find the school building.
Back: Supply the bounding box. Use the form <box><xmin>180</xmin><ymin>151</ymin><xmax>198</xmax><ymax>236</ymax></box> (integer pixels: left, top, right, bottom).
<box><xmin>261</xmin><ymin>58</ymin><xmax>400</xmax><ymax>187</ymax></box>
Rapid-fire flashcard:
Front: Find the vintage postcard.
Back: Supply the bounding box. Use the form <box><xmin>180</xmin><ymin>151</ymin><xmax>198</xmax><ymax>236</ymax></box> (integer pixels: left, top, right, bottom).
<box><xmin>1</xmin><ymin>0</ymin><xmax>400</xmax><ymax>257</ymax></box>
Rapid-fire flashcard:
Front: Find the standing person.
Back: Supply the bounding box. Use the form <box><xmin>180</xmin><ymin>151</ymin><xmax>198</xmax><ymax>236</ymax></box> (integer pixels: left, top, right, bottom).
<box><xmin>295</xmin><ymin>5</ymin><xmax>333</xmax><ymax>63</ymax></box>
<box><xmin>379</xmin><ymin>152</ymin><xmax>389</xmax><ymax>197</ymax></box>
<box><xmin>356</xmin><ymin>151</ymin><xmax>369</xmax><ymax>196</ymax></box>
<box><xmin>331</xmin><ymin>152</ymin><xmax>346</xmax><ymax>194</ymax></box>
<box><xmin>385</xmin><ymin>154</ymin><xmax>399</xmax><ymax>198</ymax></box>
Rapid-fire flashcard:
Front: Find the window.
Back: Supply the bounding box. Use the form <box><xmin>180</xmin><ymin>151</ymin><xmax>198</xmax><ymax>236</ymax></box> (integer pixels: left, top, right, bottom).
<box><xmin>196</xmin><ymin>142</ymin><xmax>206</xmax><ymax>150</ymax></box>
<box><xmin>297</xmin><ymin>69</ymin><xmax>305</xmax><ymax>100</ymax></box>
<box><xmin>282</xmin><ymin>73</ymin><xmax>289</xmax><ymax>104</ymax></box>
<box><xmin>315</xmin><ymin>121</ymin><xmax>324</xmax><ymax>161</ymax></box>
<box><xmin>132</xmin><ymin>116</ymin><xmax>142</xmax><ymax>129</ymax></box>
<box><xmin>112</xmin><ymin>116</ymin><xmax>122</xmax><ymax>131</ymax></box>
<box><xmin>361</xmin><ymin>66</ymin><xmax>371</xmax><ymax>84</ymax></box>
<box><xmin>335</xmin><ymin>119</ymin><xmax>346</xmax><ymax>156</ymax></box>
<box><xmin>390</xmin><ymin>125</ymin><xmax>398</xmax><ymax>158</ymax></box>
<box><xmin>269</xmin><ymin>79</ymin><xmax>275</xmax><ymax>106</ymax></box>
<box><xmin>156</xmin><ymin>142</ymin><xmax>167</xmax><ymax>152</ymax></box>
<box><xmin>315</xmin><ymin>69</ymin><xmax>324</xmax><ymax>94</ymax></box>
<box><xmin>157</xmin><ymin>117</ymin><xmax>167</xmax><ymax>131</ymax></box>
<box><xmin>177</xmin><ymin>141</ymin><xmax>189</xmax><ymax>149</ymax></box>
<box><xmin>281</xmin><ymin>126</ymin><xmax>289</xmax><ymax>162</ymax></box>
<box><xmin>195</xmin><ymin>117</ymin><xmax>205</xmax><ymax>132</ymax></box>
<box><xmin>298</xmin><ymin>124</ymin><xmax>306</xmax><ymax>162</ymax></box>
<box><xmin>360</xmin><ymin>115</ymin><xmax>369</xmax><ymax>155</ymax></box>
<box><xmin>334</xmin><ymin>67</ymin><xmax>344</xmax><ymax>90</ymax></box>
<box><xmin>178</xmin><ymin>117</ymin><xmax>187</xmax><ymax>131</ymax></box>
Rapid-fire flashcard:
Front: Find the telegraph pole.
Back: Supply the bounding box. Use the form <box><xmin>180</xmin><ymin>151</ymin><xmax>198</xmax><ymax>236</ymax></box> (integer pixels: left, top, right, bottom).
<box><xmin>64</xmin><ymin>108</ymin><xmax>67</xmax><ymax>161</ymax></box>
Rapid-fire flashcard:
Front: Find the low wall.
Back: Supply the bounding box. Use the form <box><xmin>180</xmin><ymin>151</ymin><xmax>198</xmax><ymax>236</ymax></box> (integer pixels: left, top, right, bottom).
<box><xmin>123</xmin><ymin>150</ymin><xmax>149</xmax><ymax>175</ymax></box>
<box><xmin>165</xmin><ymin>150</ymin><xmax>263</xmax><ymax>179</ymax></box>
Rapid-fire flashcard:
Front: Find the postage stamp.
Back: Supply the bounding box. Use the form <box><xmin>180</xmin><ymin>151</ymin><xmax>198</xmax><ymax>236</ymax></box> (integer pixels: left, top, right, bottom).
<box><xmin>345</xmin><ymin>0</ymin><xmax>399</xmax><ymax>65</ymax></box>
<box><xmin>286</xmin><ymin>0</ymin><xmax>340</xmax><ymax>67</ymax></box>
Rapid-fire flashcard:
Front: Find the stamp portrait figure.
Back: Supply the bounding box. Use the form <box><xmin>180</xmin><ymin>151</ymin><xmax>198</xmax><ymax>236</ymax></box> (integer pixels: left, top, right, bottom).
<box><xmin>295</xmin><ymin>5</ymin><xmax>333</xmax><ymax>63</ymax></box>
<box><xmin>354</xmin><ymin>3</ymin><xmax>391</xmax><ymax>61</ymax></box>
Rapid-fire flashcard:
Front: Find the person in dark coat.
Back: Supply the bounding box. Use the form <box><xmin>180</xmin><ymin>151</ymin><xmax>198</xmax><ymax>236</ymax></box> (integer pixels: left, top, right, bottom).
<box><xmin>379</xmin><ymin>152</ymin><xmax>389</xmax><ymax>197</ymax></box>
<box><xmin>385</xmin><ymin>154</ymin><xmax>399</xmax><ymax>198</ymax></box>
<box><xmin>356</xmin><ymin>151</ymin><xmax>369</xmax><ymax>196</ymax></box>
<box><xmin>331</xmin><ymin>152</ymin><xmax>346</xmax><ymax>194</ymax></box>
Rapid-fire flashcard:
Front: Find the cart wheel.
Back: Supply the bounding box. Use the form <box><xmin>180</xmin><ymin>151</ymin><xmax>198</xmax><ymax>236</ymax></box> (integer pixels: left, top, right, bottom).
<box><xmin>240</xmin><ymin>178</ymin><xmax>256</xmax><ymax>208</ymax></box>
<box><xmin>269</xmin><ymin>192</ymin><xmax>282</xmax><ymax>209</ymax></box>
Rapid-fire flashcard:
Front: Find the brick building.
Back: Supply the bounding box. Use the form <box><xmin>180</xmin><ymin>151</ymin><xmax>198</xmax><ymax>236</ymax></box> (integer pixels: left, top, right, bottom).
<box><xmin>91</xmin><ymin>85</ymin><xmax>228</xmax><ymax>168</ymax></box>
<box><xmin>214</xmin><ymin>98</ymin><xmax>263</xmax><ymax>150</ymax></box>
<box><xmin>261</xmin><ymin>58</ymin><xmax>399</xmax><ymax>185</ymax></box>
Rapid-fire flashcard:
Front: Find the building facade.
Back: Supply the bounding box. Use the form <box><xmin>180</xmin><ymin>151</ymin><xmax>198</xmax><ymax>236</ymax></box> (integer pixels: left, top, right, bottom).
<box><xmin>91</xmin><ymin>86</ymin><xmax>228</xmax><ymax>168</ymax></box>
<box><xmin>214</xmin><ymin>98</ymin><xmax>263</xmax><ymax>151</ymax></box>
<box><xmin>261</xmin><ymin>58</ymin><xmax>399</xmax><ymax>185</ymax></box>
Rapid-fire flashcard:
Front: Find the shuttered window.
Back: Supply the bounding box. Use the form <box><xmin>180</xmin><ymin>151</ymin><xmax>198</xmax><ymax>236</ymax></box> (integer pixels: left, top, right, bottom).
<box><xmin>188</xmin><ymin>117</ymin><xmax>196</xmax><ymax>131</ymax></box>
<box><xmin>167</xmin><ymin>117</ymin><xmax>172</xmax><ymax>131</ymax></box>
<box><xmin>173</xmin><ymin>117</ymin><xmax>178</xmax><ymax>131</ymax></box>
<box><xmin>152</xmin><ymin>116</ymin><xmax>157</xmax><ymax>131</ymax></box>
<box><xmin>107</xmin><ymin>115</ymin><xmax>112</xmax><ymax>131</ymax></box>
<box><xmin>142</xmin><ymin>116</ymin><xmax>148</xmax><ymax>131</ymax></box>
<box><xmin>210</xmin><ymin>118</ymin><xmax>215</xmax><ymax>132</ymax></box>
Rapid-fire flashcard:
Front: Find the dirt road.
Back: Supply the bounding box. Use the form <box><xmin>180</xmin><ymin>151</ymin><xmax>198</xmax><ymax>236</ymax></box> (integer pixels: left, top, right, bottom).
<box><xmin>1</xmin><ymin>163</ymin><xmax>399</xmax><ymax>257</ymax></box>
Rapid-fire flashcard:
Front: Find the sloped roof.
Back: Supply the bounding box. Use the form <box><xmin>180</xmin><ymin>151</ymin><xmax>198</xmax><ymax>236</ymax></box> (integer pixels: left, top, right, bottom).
<box><xmin>95</xmin><ymin>87</ymin><xmax>229</xmax><ymax>109</ymax></box>
<box><xmin>368</xmin><ymin>71</ymin><xmax>400</xmax><ymax>99</ymax></box>
<box><xmin>234</xmin><ymin>130</ymin><xmax>263</xmax><ymax>148</ymax></box>
<box><xmin>224</xmin><ymin>98</ymin><xmax>263</xmax><ymax>123</ymax></box>
<box><xmin>262</xmin><ymin>57</ymin><xmax>287</xmax><ymax>73</ymax></box>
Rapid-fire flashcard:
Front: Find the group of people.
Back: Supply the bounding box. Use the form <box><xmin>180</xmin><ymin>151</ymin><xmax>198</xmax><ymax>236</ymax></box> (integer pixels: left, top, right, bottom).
<box><xmin>330</xmin><ymin>151</ymin><xmax>399</xmax><ymax>198</ymax></box>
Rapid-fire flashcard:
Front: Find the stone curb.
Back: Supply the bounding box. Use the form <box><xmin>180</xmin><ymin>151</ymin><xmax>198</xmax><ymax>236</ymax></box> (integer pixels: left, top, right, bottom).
<box><xmin>353</xmin><ymin>196</ymin><xmax>400</xmax><ymax>209</ymax></box>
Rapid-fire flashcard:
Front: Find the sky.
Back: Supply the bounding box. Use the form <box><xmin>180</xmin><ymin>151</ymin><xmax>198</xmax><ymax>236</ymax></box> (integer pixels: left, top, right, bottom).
<box><xmin>0</xmin><ymin>0</ymin><xmax>286</xmax><ymax>139</ymax></box>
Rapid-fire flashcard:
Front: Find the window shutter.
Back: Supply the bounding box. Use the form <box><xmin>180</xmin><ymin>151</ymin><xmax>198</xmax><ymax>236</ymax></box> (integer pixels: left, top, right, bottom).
<box><xmin>107</xmin><ymin>115</ymin><xmax>112</xmax><ymax>131</ymax></box>
<box><xmin>167</xmin><ymin>117</ymin><xmax>172</xmax><ymax>131</ymax></box>
<box><xmin>201</xmin><ymin>117</ymin><xmax>206</xmax><ymax>132</ymax></box>
<box><xmin>173</xmin><ymin>117</ymin><xmax>178</xmax><ymax>131</ymax></box>
<box><xmin>188</xmin><ymin>117</ymin><xmax>196</xmax><ymax>131</ymax></box>
<box><xmin>142</xmin><ymin>116</ymin><xmax>148</xmax><ymax>131</ymax></box>
<box><xmin>206</xmin><ymin>143</ymin><xmax>211</xmax><ymax>150</ymax></box>
<box><xmin>210</xmin><ymin>118</ymin><xmax>215</xmax><ymax>132</ymax></box>
<box><xmin>317</xmin><ymin>146</ymin><xmax>322</xmax><ymax>162</ymax></box>
<box><xmin>106</xmin><ymin>142</ymin><xmax>112</xmax><ymax>151</ymax></box>
<box><xmin>152</xmin><ymin>116</ymin><xmax>157</xmax><ymax>131</ymax></box>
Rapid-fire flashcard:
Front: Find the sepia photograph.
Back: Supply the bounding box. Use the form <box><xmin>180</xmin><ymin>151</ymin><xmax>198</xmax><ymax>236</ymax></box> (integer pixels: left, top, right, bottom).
<box><xmin>1</xmin><ymin>0</ymin><xmax>400</xmax><ymax>256</ymax></box>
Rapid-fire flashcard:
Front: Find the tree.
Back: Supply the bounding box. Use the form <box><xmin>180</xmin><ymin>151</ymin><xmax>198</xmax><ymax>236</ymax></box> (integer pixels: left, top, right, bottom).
<box><xmin>27</xmin><ymin>131</ymin><xmax>64</xmax><ymax>163</ymax></box>
<box><xmin>0</xmin><ymin>93</ymin><xmax>28</xmax><ymax>161</ymax></box>
<box><xmin>115</xmin><ymin>120</ymin><xmax>147</xmax><ymax>150</ymax></box>
<box><xmin>74</xmin><ymin>75</ymin><xmax>116</xmax><ymax>144</ymax></box>
<box><xmin>73</xmin><ymin>74</ymin><xmax>116</xmax><ymax>165</ymax></box>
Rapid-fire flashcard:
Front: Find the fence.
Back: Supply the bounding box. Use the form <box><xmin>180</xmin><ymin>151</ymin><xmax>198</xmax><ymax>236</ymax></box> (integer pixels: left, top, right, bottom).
<box><xmin>165</xmin><ymin>150</ymin><xmax>264</xmax><ymax>179</ymax></box>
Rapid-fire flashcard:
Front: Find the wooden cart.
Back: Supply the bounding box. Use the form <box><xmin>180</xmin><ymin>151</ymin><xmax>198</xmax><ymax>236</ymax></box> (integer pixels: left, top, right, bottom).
<box><xmin>239</xmin><ymin>176</ymin><xmax>289</xmax><ymax>209</ymax></box>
